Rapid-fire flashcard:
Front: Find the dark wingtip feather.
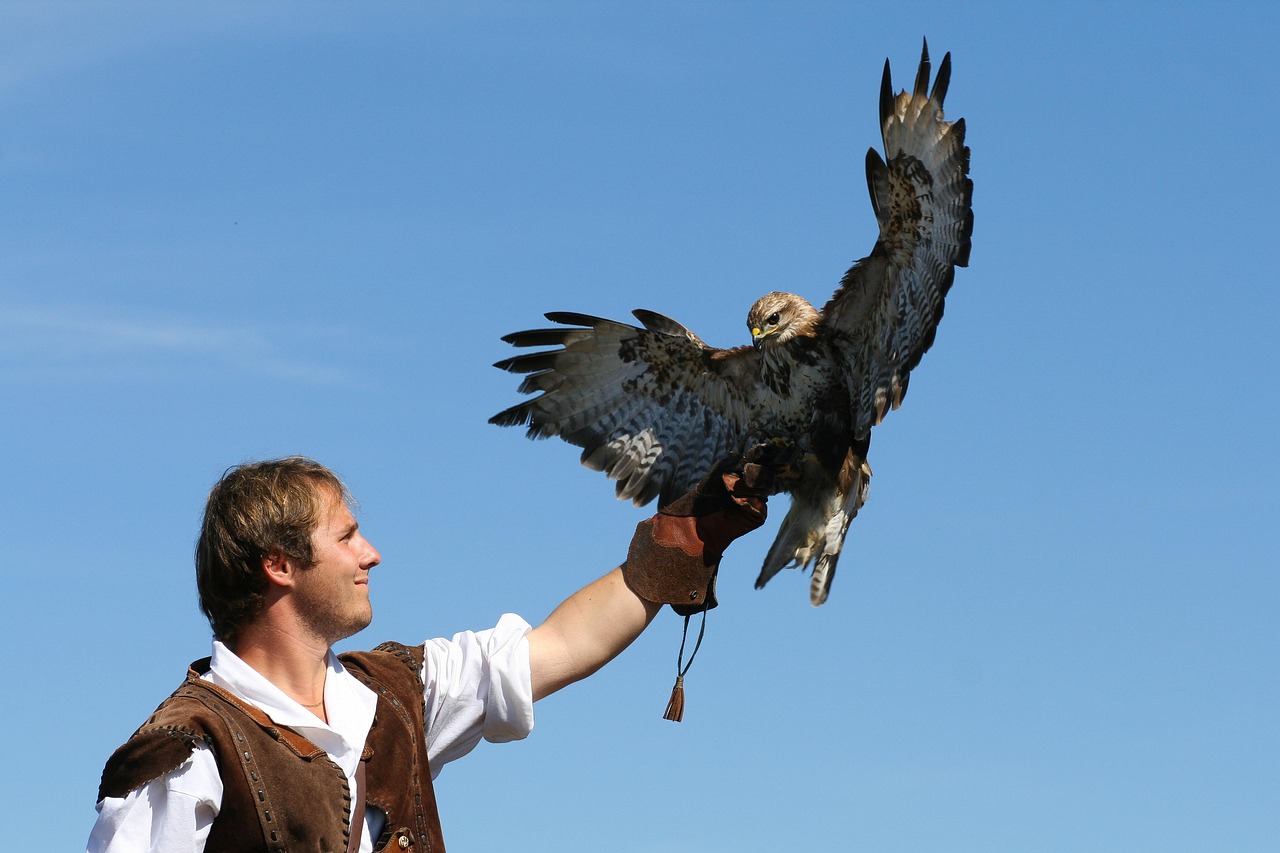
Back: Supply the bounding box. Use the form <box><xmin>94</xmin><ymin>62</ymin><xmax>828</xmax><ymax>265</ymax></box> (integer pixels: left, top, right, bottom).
<box><xmin>913</xmin><ymin>38</ymin><xmax>931</xmax><ymax>98</ymax></box>
<box><xmin>543</xmin><ymin>311</ymin><xmax>600</xmax><ymax>327</ymax></box>
<box><xmin>498</xmin><ymin>329</ymin><xmax>535</xmax><ymax>345</ymax></box>
<box><xmin>488</xmin><ymin>403</ymin><xmax>531</xmax><ymax>427</ymax></box>
<box><xmin>879</xmin><ymin>58</ymin><xmax>894</xmax><ymax>126</ymax></box>
<box><xmin>493</xmin><ymin>351</ymin><xmax>560</xmax><ymax>374</ymax></box>
<box><xmin>864</xmin><ymin>146</ymin><xmax>887</xmax><ymax>220</ymax></box>
<box><xmin>931</xmin><ymin>51</ymin><xmax>952</xmax><ymax>106</ymax></box>
<box><xmin>499</xmin><ymin>327</ymin><xmax>573</xmax><ymax>347</ymax></box>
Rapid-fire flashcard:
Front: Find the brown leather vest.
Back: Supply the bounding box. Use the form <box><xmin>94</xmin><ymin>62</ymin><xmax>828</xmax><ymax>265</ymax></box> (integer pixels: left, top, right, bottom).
<box><xmin>98</xmin><ymin>642</ymin><xmax>445</xmax><ymax>853</ymax></box>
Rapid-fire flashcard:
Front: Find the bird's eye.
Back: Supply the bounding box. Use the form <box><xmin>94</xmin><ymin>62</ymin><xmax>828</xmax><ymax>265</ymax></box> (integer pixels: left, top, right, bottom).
<box><xmin>767</xmin><ymin>312</ymin><xmax>780</xmax><ymax>326</ymax></box>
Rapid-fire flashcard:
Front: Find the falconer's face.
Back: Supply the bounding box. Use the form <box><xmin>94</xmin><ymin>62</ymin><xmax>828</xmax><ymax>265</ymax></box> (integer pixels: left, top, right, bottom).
<box><xmin>292</xmin><ymin>486</ymin><xmax>381</xmax><ymax>644</ymax></box>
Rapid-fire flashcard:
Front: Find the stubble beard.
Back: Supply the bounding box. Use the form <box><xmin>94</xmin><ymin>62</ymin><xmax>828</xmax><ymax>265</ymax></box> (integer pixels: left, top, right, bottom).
<box><xmin>304</xmin><ymin>605</ymin><xmax>372</xmax><ymax>647</ymax></box>
<box><xmin>296</xmin><ymin>581</ymin><xmax>373</xmax><ymax>647</ymax></box>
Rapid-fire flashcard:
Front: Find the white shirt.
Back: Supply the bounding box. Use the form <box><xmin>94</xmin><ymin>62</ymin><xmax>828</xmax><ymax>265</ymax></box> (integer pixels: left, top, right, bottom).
<box><xmin>87</xmin><ymin>614</ymin><xmax>535</xmax><ymax>853</ymax></box>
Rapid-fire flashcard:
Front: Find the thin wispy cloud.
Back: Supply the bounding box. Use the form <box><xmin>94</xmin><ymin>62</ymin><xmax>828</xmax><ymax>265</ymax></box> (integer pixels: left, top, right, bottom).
<box><xmin>0</xmin><ymin>3</ymin><xmax>405</xmax><ymax>99</ymax></box>
<box><xmin>0</xmin><ymin>5</ymin><xmax>231</xmax><ymax>97</ymax></box>
<box><xmin>0</xmin><ymin>304</ymin><xmax>356</xmax><ymax>386</ymax></box>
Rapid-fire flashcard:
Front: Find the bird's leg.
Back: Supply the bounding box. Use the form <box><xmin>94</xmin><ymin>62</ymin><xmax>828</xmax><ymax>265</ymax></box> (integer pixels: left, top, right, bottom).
<box><xmin>775</xmin><ymin>440</ymin><xmax>809</xmax><ymax>486</ymax></box>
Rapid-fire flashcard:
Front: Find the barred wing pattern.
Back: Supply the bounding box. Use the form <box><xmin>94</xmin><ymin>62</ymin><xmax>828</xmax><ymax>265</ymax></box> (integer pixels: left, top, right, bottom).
<box><xmin>823</xmin><ymin>44</ymin><xmax>973</xmax><ymax>438</ymax></box>
<box><xmin>490</xmin><ymin>311</ymin><xmax>761</xmax><ymax>507</ymax></box>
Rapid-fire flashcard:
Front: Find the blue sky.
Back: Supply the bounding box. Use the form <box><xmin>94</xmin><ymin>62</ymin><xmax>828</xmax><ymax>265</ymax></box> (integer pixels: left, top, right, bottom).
<box><xmin>2</xmin><ymin>3</ymin><xmax>1277</xmax><ymax>851</ymax></box>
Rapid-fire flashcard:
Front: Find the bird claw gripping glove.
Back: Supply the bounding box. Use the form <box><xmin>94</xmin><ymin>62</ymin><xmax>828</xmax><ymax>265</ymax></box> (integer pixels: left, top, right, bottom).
<box><xmin>622</xmin><ymin>444</ymin><xmax>778</xmax><ymax>616</ymax></box>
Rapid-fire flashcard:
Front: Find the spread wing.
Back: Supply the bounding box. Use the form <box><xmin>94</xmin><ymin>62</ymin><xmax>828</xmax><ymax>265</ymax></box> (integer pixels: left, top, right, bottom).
<box><xmin>490</xmin><ymin>310</ymin><xmax>761</xmax><ymax>506</ymax></box>
<box><xmin>820</xmin><ymin>40</ymin><xmax>973</xmax><ymax>438</ymax></box>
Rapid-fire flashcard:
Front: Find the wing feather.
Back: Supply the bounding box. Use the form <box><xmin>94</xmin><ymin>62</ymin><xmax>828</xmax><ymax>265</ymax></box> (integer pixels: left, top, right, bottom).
<box><xmin>822</xmin><ymin>39</ymin><xmax>973</xmax><ymax>438</ymax></box>
<box><xmin>490</xmin><ymin>312</ymin><xmax>760</xmax><ymax>506</ymax></box>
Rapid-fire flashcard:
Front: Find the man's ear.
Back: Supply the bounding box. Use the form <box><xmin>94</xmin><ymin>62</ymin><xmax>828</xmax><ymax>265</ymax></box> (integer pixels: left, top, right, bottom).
<box><xmin>261</xmin><ymin>550</ymin><xmax>297</xmax><ymax>588</ymax></box>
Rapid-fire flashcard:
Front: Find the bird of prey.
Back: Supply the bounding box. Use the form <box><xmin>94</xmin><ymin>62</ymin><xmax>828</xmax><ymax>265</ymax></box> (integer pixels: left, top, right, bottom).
<box><xmin>491</xmin><ymin>41</ymin><xmax>973</xmax><ymax>606</ymax></box>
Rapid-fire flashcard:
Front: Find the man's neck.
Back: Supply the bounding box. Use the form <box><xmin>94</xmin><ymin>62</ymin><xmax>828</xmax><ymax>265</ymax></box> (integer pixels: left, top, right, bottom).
<box><xmin>229</xmin><ymin>620</ymin><xmax>332</xmax><ymax>717</ymax></box>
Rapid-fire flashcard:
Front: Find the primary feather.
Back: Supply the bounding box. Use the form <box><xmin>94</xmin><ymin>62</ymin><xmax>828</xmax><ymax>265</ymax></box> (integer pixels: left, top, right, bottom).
<box><xmin>491</xmin><ymin>40</ymin><xmax>973</xmax><ymax>605</ymax></box>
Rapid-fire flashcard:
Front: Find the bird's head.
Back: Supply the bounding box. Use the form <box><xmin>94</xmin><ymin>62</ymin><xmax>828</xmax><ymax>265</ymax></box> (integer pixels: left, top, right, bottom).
<box><xmin>747</xmin><ymin>292</ymin><xmax>821</xmax><ymax>348</ymax></box>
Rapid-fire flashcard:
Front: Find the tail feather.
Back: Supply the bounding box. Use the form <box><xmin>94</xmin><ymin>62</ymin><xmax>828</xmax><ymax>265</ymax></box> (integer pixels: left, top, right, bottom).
<box><xmin>754</xmin><ymin>455</ymin><xmax>871</xmax><ymax>605</ymax></box>
<box><xmin>809</xmin><ymin>457</ymin><xmax>871</xmax><ymax>606</ymax></box>
<box><xmin>754</xmin><ymin>501</ymin><xmax>819</xmax><ymax>590</ymax></box>
<box><xmin>807</xmin><ymin>516</ymin><xmax>848</xmax><ymax>607</ymax></box>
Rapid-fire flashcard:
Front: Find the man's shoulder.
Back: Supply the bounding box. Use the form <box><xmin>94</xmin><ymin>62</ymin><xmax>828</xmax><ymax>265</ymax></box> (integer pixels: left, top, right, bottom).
<box><xmin>340</xmin><ymin>640</ymin><xmax>425</xmax><ymax>677</ymax></box>
<box><xmin>96</xmin><ymin>679</ymin><xmax>226</xmax><ymax>801</ymax></box>
<box><xmin>339</xmin><ymin>641</ymin><xmax>428</xmax><ymax>708</ymax></box>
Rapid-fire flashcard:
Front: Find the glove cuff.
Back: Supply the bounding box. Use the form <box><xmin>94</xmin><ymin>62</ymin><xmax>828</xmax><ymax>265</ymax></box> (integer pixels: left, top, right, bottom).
<box><xmin>622</xmin><ymin>516</ymin><xmax>719</xmax><ymax>612</ymax></box>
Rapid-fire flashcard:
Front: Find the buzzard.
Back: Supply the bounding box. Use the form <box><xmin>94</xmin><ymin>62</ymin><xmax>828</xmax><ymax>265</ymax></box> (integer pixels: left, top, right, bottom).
<box><xmin>491</xmin><ymin>41</ymin><xmax>973</xmax><ymax>605</ymax></box>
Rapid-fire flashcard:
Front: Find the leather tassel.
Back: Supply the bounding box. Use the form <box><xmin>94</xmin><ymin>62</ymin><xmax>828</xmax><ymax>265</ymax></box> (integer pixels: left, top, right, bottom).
<box><xmin>663</xmin><ymin>675</ymin><xmax>685</xmax><ymax>722</ymax></box>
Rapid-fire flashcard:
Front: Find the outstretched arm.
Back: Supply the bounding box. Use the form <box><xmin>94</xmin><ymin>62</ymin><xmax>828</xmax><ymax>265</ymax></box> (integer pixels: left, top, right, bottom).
<box><xmin>527</xmin><ymin>567</ymin><xmax>660</xmax><ymax>701</ymax></box>
<box><xmin>525</xmin><ymin>449</ymin><xmax>775</xmax><ymax>702</ymax></box>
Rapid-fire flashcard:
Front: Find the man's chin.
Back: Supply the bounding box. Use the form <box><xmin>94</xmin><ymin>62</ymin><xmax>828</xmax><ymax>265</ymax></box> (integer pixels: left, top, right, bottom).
<box><xmin>342</xmin><ymin>611</ymin><xmax>374</xmax><ymax>641</ymax></box>
<box><xmin>309</xmin><ymin>608</ymin><xmax>374</xmax><ymax>646</ymax></box>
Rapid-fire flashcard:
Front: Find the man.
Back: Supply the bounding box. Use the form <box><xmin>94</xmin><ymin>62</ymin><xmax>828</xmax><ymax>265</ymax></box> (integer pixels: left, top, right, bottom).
<box><xmin>89</xmin><ymin>453</ymin><xmax>771</xmax><ymax>852</ymax></box>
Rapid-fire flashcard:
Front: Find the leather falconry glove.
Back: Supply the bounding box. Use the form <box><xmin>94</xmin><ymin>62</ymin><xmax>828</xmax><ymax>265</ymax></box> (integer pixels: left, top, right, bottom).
<box><xmin>621</xmin><ymin>443</ymin><xmax>784</xmax><ymax>721</ymax></box>
<box><xmin>622</xmin><ymin>445</ymin><xmax>776</xmax><ymax>614</ymax></box>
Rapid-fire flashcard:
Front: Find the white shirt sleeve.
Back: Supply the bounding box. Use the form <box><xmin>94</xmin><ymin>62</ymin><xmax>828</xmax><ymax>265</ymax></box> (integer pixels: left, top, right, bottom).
<box><xmin>421</xmin><ymin>612</ymin><xmax>535</xmax><ymax>776</ymax></box>
<box><xmin>86</xmin><ymin>744</ymin><xmax>222</xmax><ymax>853</ymax></box>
